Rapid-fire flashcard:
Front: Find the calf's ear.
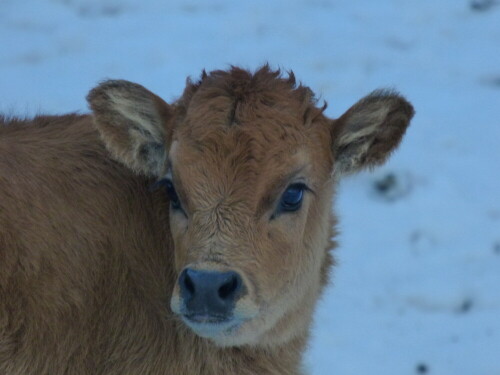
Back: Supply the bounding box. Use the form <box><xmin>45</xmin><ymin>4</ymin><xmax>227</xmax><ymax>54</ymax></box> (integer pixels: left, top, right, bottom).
<box><xmin>332</xmin><ymin>89</ymin><xmax>414</xmax><ymax>176</ymax></box>
<box><xmin>87</xmin><ymin>80</ymin><xmax>172</xmax><ymax>176</ymax></box>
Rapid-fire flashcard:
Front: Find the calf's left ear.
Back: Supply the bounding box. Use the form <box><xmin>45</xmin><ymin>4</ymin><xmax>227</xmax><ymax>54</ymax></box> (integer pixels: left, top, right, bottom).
<box><xmin>87</xmin><ymin>80</ymin><xmax>172</xmax><ymax>176</ymax></box>
<box><xmin>332</xmin><ymin>89</ymin><xmax>414</xmax><ymax>176</ymax></box>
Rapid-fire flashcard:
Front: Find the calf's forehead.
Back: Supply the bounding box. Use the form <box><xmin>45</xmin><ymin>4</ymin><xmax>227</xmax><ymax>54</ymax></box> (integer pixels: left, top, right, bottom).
<box><xmin>170</xmin><ymin>118</ymin><xmax>333</xmax><ymax>206</ymax></box>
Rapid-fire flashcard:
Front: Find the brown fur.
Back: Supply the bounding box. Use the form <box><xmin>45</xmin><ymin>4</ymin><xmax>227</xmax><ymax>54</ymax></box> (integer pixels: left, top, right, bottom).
<box><xmin>0</xmin><ymin>66</ymin><xmax>414</xmax><ymax>374</ymax></box>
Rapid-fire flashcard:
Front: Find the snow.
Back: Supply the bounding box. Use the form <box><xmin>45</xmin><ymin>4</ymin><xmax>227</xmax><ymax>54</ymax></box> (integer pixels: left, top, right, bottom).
<box><xmin>1</xmin><ymin>0</ymin><xmax>499</xmax><ymax>373</ymax></box>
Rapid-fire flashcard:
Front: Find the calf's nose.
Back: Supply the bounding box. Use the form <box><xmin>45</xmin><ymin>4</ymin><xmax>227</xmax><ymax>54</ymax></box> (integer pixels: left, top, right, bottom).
<box><xmin>179</xmin><ymin>268</ymin><xmax>243</xmax><ymax>319</ymax></box>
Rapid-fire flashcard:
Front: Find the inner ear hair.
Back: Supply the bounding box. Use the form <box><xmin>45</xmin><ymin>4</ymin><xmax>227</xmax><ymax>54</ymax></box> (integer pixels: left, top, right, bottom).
<box><xmin>87</xmin><ymin>80</ymin><xmax>172</xmax><ymax>176</ymax></box>
<box><xmin>333</xmin><ymin>89</ymin><xmax>414</xmax><ymax>176</ymax></box>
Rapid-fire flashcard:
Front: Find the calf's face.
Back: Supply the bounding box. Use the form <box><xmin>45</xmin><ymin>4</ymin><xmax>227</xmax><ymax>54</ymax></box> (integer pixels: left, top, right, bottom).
<box><xmin>87</xmin><ymin>68</ymin><xmax>413</xmax><ymax>347</ymax></box>
<box><xmin>164</xmin><ymin>108</ymin><xmax>335</xmax><ymax>347</ymax></box>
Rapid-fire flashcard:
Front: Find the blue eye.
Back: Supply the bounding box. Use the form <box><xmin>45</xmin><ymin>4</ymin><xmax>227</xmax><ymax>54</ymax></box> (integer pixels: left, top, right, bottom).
<box><xmin>278</xmin><ymin>184</ymin><xmax>306</xmax><ymax>213</ymax></box>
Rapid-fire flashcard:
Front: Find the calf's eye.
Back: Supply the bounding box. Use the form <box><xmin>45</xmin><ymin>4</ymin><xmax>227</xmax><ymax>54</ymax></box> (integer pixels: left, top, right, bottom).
<box><xmin>164</xmin><ymin>179</ymin><xmax>182</xmax><ymax>210</ymax></box>
<box><xmin>278</xmin><ymin>183</ymin><xmax>306</xmax><ymax>213</ymax></box>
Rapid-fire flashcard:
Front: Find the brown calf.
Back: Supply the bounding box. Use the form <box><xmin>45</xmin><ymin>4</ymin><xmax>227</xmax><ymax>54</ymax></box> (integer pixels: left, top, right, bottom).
<box><xmin>0</xmin><ymin>66</ymin><xmax>414</xmax><ymax>374</ymax></box>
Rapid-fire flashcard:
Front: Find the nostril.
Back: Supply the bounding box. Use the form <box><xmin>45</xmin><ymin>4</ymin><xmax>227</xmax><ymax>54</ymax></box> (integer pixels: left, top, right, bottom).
<box><xmin>180</xmin><ymin>269</ymin><xmax>196</xmax><ymax>297</ymax></box>
<box><xmin>217</xmin><ymin>273</ymin><xmax>242</xmax><ymax>300</ymax></box>
<box><xmin>184</xmin><ymin>273</ymin><xmax>195</xmax><ymax>295</ymax></box>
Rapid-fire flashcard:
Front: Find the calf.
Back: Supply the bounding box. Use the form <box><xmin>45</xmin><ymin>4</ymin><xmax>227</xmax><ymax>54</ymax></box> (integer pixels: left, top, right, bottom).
<box><xmin>0</xmin><ymin>66</ymin><xmax>414</xmax><ymax>374</ymax></box>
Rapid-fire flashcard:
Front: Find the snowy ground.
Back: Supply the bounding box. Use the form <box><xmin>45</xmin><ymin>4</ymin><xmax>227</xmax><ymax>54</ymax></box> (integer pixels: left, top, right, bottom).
<box><xmin>1</xmin><ymin>0</ymin><xmax>499</xmax><ymax>374</ymax></box>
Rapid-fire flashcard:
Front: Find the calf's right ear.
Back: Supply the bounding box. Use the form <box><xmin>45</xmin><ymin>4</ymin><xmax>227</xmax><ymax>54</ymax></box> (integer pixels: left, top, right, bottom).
<box><xmin>87</xmin><ymin>80</ymin><xmax>173</xmax><ymax>176</ymax></box>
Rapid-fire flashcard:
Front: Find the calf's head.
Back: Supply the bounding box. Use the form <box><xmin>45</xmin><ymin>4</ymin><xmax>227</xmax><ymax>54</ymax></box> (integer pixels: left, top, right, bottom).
<box><xmin>88</xmin><ymin>67</ymin><xmax>413</xmax><ymax>347</ymax></box>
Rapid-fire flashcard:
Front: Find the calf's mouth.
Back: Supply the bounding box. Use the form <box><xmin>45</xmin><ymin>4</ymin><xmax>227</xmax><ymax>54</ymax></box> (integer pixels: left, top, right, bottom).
<box><xmin>170</xmin><ymin>265</ymin><xmax>259</xmax><ymax>341</ymax></box>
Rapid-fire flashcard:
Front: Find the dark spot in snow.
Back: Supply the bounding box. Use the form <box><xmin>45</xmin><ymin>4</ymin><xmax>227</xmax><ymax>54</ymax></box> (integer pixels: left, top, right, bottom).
<box><xmin>74</xmin><ymin>3</ymin><xmax>127</xmax><ymax>18</ymax></box>
<box><xmin>490</xmin><ymin>77</ymin><xmax>500</xmax><ymax>86</ymax></box>
<box><xmin>493</xmin><ymin>242</ymin><xmax>500</xmax><ymax>254</ymax></box>
<box><xmin>409</xmin><ymin>230</ymin><xmax>421</xmax><ymax>245</ymax></box>
<box><xmin>14</xmin><ymin>51</ymin><xmax>45</xmax><ymax>65</ymax></box>
<box><xmin>487</xmin><ymin>209</ymin><xmax>500</xmax><ymax>220</ymax></box>
<box><xmin>409</xmin><ymin>230</ymin><xmax>437</xmax><ymax>254</ymax></box>
<box><xmin>374</xmin><ymin>173</ymin><xmax>396</xmax><ymax>194</ymax></box>
<box><xmin>457</xmin><ymin>298</ymin><xmax>474</xmax><ymax>313</ymax></box>
<box><xmin>481</xmin><ymin>75</ymin><xmax>500</xmax><ymax>88</ymax></box>
<box><xmin>470</xmin><ymin>0</ymin><xmax>499</xmax><ymax>11</ymax></box>
<box><xmin>372</xmin><ymin>172</ymin><xmax>411</xmax><ymax>202</ymax></box>
<box><xmin>416</xmin><ymin>363</ymin><xmax>429</xmax><ymax>373</ymax></box>
<box><xmin>180</xmin><ymin>3</ymin><xmax>226</xmax><ymax>13</ymax></box>
<box><xmin>180</xmin><ymin>4</ymin><xmax>198</xmax><ymax>13</ymax></box>
<box><xmin>385</xmin><ymin>37</ymin><xmax>414</xmax><ymax>51</ymax></box>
